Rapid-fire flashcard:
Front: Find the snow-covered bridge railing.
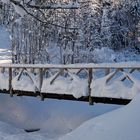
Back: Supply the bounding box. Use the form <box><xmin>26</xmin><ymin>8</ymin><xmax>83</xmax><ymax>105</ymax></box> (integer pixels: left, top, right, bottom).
<box><xmin>0</xmin><ymin>62</ymin><xmax>140</xmax><ymax>105</ymax></box>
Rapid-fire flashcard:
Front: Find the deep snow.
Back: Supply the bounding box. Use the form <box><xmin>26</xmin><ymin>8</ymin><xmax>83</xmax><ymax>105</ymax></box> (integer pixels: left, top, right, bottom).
<box><xmin>0</xmin><ymin>94</ymin><xmax>121</xmax><ymax>139</ymax></box>
<box><xmin>0</xmin><ymin>93</ymin><xmax>140</xmax><ymax>140</ymax></box>
<box><xmin>59</xmin><ymin>93</ymin><xmax>140</xmax><ymax>140</ymax></box>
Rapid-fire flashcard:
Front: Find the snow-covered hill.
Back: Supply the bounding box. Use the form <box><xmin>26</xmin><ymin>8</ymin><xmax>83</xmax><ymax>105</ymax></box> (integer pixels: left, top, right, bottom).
<box><xmin>59</xmin><ymin>92</ymin><xmax>140</xmax><ymax>140</ymax></box>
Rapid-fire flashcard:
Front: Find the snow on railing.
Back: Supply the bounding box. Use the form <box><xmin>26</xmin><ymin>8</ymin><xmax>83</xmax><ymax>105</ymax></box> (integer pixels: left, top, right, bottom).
<box><xmin>0</xmin><ymin>61</ymin><xmax>140</xmax><ymax>69</ymax></box>
<box><xmin>0</xmin><ymin>62</ymin><xmax>140</xmax><ymax>105</ymax></box>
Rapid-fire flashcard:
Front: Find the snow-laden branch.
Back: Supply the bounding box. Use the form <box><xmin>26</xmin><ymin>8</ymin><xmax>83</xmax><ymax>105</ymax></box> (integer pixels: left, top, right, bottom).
<box><xmin>26</xmin><ymin>3</ymin><xmax>79</xmax><ymax>9</ymax></box>
<box><xmin>9</xmin><ymin>0</ymin><xmax>79</xmax><ymax>10</ymax></box>
<box><xmin>2</xmin><ymin>0</ymin><xmax>79</xmax><ymax>29</ymax></box>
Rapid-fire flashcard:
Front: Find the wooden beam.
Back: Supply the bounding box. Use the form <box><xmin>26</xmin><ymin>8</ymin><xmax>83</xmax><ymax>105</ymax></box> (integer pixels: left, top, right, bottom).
<box><xmin>0</xmin><ymin>90</ymin><xmax>131</xmax><ymax>105</ymax></box>
<box><xmin>17</xmin><ymin>68</ymin><xmax>25</xmax><ymax>81</ymax></box>
<box><xmin>9</xmin><ymin>68</ymin><xmax>13</xmax><ymax>97</ymax></box>
<box><xmin>50</xmin><ymin>69</ymin><xmax>64</xmax><ymax>85</ymax></box>
<box><xmin>0</xmin><ymin>62</ymin><xmax>140</xmax><ymax>69</ymax></box>
<box><xmin>39</xmin><ymin>68</ymin><xmax>43</xmax><ymax>91</ymax></box>
<box><xmin>104</xmin><ymin>68</ymin><xmax>110</xmax><ymax>76</ymax></box>
<box><xmin>88</xmin><ymin>68</ymin><xmax>93</xmax><ymax>105</ymax></box>
<box><xmin>24</xmin><ymin>69</ymin><xmax>39</xmax><ymax>91</ymax></box>
<box><xmin>121</xmin><ymin>69</ymin><xmax>135</xmax><ymax>81</ymax></box>
<box><xmin>106</xmin><ymin>69</ymin><xmax>119</xmax><ymax>83</ymax></box>
<box><xmin>39</xmin><ymin>68</ymin><xmax>44</xmax><ymax>101</ymax></box>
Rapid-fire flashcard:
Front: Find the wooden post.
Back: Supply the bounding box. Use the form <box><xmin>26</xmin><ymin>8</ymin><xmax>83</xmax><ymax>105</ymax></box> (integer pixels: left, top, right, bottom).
<box><xmin>30</xmin><ymin>68</ymin><xmax>35</xmax><ymax>75</ymax></box>
<box><xmin>39</xmin><ymin>68</ymin><xmax>44</xmax><ymax>101</ymax></box>
<box><xmin>44</xmin><ymin>68</ymin><xmax>48</xmax><ymax>78</ymax></box>
<box><xmin>105</xmin><ymin>68</ymin><xmax>110</xmax><ymax>76</ymax></box>
<box><xmin>121</xmin><ymin>69</ymin><xmax>135</xmax><ymax>81</ymax></box>
<box><xmin>50</xmin><ymin>69</ymin><xmax>64</xmax><ymax>85</ymax></box>
<box><xmin>88</xmin><ymin>68</ymin><xmax>93</xmax><ymax>105</ymax></box>
<box><xmin>9</xmin><ymin>68</ymin><xmax>13</xmax><ymax>97</ymax></box>
<box><xmin>12</xmin><ymin>68</ymin><xmax>16</xmax><ymax>76</ymax></box>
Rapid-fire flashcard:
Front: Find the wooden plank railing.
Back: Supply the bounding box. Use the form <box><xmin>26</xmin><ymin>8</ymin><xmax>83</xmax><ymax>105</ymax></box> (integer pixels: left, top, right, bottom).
<box><xmin>0</xmin><ymin>62</ymin><xmax>139</xmax><ymax>105</ymax></box>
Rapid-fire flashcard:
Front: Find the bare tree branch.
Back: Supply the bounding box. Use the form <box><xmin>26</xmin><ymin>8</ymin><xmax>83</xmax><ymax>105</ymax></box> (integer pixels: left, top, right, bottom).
<box><xmin>26</xmin><ymin>3</ymin><xmax>79</xmax><ymax>9</ymax></box>
<box><xmin>10</xmin><ymin>0</ymin><xmax>79</xmax><ymax>9</ymax></box>
<box><xmin>9</xmin><ymin>0</ymin><xmax>78</xmax><ymax>29</ymax></box>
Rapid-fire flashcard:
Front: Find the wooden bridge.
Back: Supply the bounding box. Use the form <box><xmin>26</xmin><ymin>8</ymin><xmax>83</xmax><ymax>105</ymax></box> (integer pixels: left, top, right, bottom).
<box><xmin>0</xmin><ymin>62</ymin><xmax>140</xmax><ymax>105</ymax></box>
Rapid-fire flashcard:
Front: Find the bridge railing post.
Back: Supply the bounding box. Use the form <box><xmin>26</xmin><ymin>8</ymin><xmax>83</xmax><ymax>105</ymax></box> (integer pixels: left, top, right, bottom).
<box><xmin>9</xmin><ymin>67</ymin><xmax>13</xmax><ymax>97</ymax></box>
<box><xmin>39</xmin><ymin>68</ymin><xmax>44</xmax><ymax>101</ymax></box>
<box><xmin>105</xmin><ymin>68</ymin><xmax>110</xmax><ymax>76</ymax></box>
<box><xmin>88</xmin><ymin>68</ymin><xmax>93</xmax><ymax>105</ymax></box>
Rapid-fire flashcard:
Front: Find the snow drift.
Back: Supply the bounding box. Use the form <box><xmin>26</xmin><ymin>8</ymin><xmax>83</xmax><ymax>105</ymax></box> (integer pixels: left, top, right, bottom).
<box><xmin>59</xmin><ymin>92</ymin><xmax>140</xmax><ymax>140</ymax></box>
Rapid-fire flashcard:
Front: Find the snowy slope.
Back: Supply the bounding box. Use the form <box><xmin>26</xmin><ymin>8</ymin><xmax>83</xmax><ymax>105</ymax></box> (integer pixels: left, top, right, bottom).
<box><xmin>0</xmin><ymin>120</ymin><xmax>23</xmax><ymax>140</ymax></box>
<box><xmin>0</xmin><ymin>26</ymin><xmax>11</xmax><ymax>64</ymax></box>
<box><xmin>59</xmin><ymin>93</ymin><xmax>140</xmax><ymax>140</ymax></box>
<box><xmin>0</xmin><ymin>93</ymin><xmax>140</xmax><ymax>140</ymax></box>
<box><xmin>0</xmin><ymin>94</ymin><xmax>121</xmax><ymax>139</ymax></box>
<box><xmin>0</xmin><ymin>120</ymin><xmax>48</xmax><ymax>140</ymax></box>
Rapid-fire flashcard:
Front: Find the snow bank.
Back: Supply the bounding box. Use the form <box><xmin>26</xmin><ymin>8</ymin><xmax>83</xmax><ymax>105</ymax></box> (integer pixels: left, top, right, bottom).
<box><xmin>0</xmin><ymin>73</ymin><xmax>8</xmax><ymax>90</ymax></box>
<box><xmin>42</xmin><ymin>72</ymin><xmax>88</xmax><ymax>98</ymax></box>
<box><xmin>58</xmin><ymin>92</ymin><xmax>140</xmax><ymax>140</ymax></box>
<box><xmin>0</xmin><ymin>120</ymin><xmax>23</xmax><ymax>139</ymax></box>
<box><xmin>12</xmin><ymin>72</ymin><xmax>38</xmax><ymax>92</ymax></box>
<box><xmin>0</xmin><ymin>94</ymin><xmax>120</xmax><ymax>139</ymax></box>
<box><xmin>91</xmin><ymin>71</ymin><xmax>140</xmax><ymax>99</ymax></box>
<box><xmin>4</xmin><ymin>134</ymin><xmax>47</xmax><ymax>140</ymax></box>
<box><xmin>0</xmin><ymin>119</ymin><xmax>48</xmax><ymax>140</ymax></box>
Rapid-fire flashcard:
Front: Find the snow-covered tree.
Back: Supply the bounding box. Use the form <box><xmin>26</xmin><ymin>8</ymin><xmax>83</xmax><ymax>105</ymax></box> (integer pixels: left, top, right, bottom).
<box><xmin>0</xmin><ymin>0</ymin><xmax>139</xmax><ymax>64</ymax></box>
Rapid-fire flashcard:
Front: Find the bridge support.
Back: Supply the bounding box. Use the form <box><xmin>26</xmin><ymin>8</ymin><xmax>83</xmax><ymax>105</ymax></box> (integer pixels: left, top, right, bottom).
<box><xmin>9</xmin><ymin>68</ymin><xmax>13</xmax><ymax>97</ymax></box>
<box><xmin>88</xmin><ymin>68</ymin><xmax>93</xmax><ymax>105</ymax></box>
<box><xmin>39</xmin><ymin>68</ymin><xmax>44</xmax><ymax>101</ymax></box>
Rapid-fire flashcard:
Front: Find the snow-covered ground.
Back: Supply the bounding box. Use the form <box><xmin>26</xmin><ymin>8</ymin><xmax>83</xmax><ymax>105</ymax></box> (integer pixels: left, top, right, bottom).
<box><xmin>0</xmin><ymin>26</ymin><xmax>140</xmax><ymax>140</ymax></box>
<box><xmin>59</xmin><ymin>92</ymin><xmax>140</xmax><ymax>140</ymax></box>
<box><xmin>0</xmin><ymin>26</ymin><xmax>11</xmax><ymax>64</ymax></box>
<box><xmin>0</xmin><ymin>95</ymin><xmax>121</xmax><ymax>139</ymax></box>
<box><xmin>0</xmin><ymin>93</ymin><xmax>140</xmax><ymax>140</ymax></box>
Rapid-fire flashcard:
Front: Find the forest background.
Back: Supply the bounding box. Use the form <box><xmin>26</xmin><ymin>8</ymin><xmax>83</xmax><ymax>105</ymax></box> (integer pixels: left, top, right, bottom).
<box><xmin>0</xmin><ymin>0</ymin><xmax>140</xmax><ymax>64</ymax></box>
